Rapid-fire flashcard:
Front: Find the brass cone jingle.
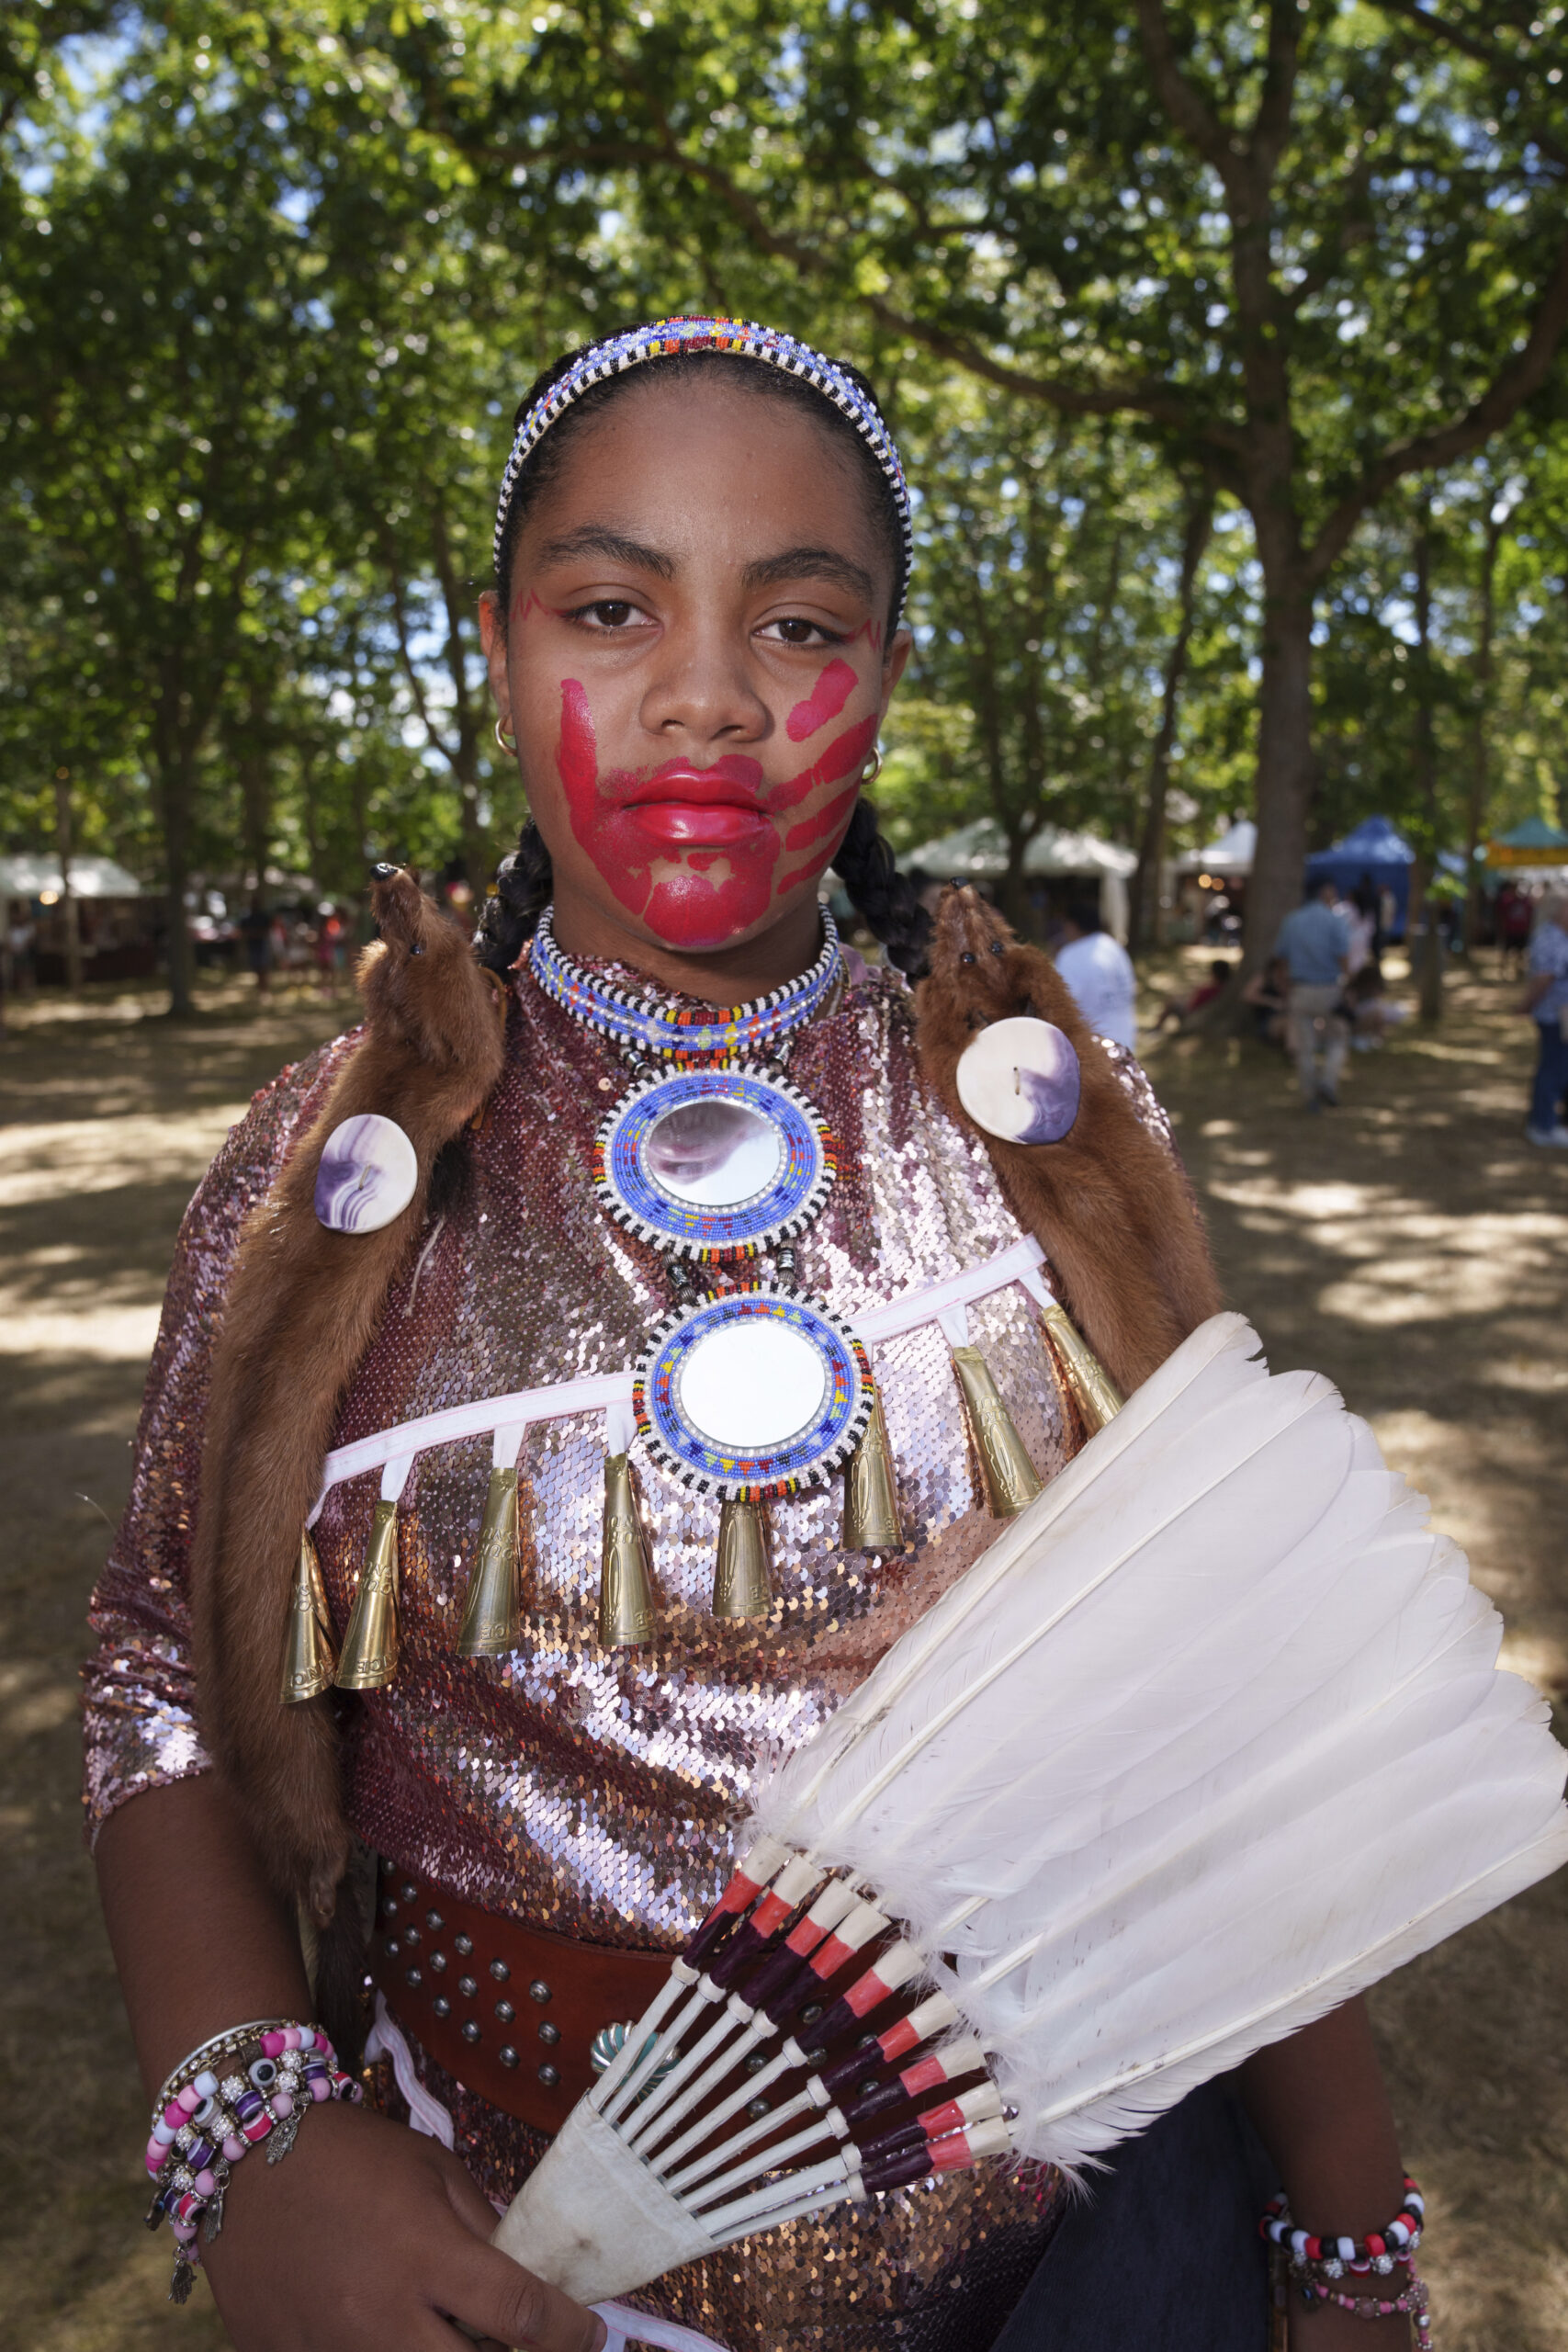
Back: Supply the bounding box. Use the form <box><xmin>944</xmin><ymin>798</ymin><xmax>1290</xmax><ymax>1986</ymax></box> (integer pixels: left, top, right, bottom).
<box><xmin>1040</xmin><ymin>1300</ymin><xmax>1125</xmax><ymax>1435</ymax></box>
<box><xmin>951</xmin><ymin>1346</ymin><xmax>1043</xmax><ymax>1521</ymax></box>
<box><xmin>842</xmin><ymin>1388</ymin><xmax>901</xmax><ymax>1553</ymax></box>
<box><xmin>335</xmin><ymin>1498</ymin><xmax>401</xmax><ymax>1690</ymax></box>
<box><xmin>280</xmin><ymin>1526</ymin><xmax>338</xmax><ymax>1704</ymax></box>
<box><xmin>712</xmin><ymin>1498</ymin><xmax>772</xmax><ymax>1620</ymax></box>
<box><xmin>458</xmin><ymin>1464</ymin><xmax>524</xmax><ymax>1659</ymax></box>
<box><xmin>600</xmin><ymin>1453</ymin><xmax>657</xmax><ymax>1648</ymax></box>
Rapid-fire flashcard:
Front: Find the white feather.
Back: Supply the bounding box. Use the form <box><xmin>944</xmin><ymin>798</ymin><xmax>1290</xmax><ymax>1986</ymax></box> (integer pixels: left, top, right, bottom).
<box><xmin>744</xmin><ymin>1314</ymin><xmax>1568</xmax><ymax>2171</ymax></box>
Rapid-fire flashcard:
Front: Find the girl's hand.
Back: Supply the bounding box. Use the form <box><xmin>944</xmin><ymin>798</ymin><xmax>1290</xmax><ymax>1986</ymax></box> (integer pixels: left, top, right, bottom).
<box><xmin>201</xmin><ymin>2098</ymin><xmax>606</xmax><ymax>2352</ymax></box>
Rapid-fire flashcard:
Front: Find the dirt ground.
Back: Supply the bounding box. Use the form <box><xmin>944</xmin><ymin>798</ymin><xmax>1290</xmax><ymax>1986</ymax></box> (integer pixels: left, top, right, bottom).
<box><xmin>0</xmin><ymin>953</ymin><xmax>1562</xmax><ymax>2351</ymax></box>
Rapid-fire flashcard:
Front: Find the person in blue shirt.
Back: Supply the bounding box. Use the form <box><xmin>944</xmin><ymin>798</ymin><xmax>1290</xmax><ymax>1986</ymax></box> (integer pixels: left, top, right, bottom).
<box><xmin>1273</xmin><ymin>879</ymin><xmax>1351</xmax><ymax>1108</ymax></box>
<box><xmin>1521</xmin><ymin>889</ymin><xmax>1568</xmax><ymax>1146</ymax></box>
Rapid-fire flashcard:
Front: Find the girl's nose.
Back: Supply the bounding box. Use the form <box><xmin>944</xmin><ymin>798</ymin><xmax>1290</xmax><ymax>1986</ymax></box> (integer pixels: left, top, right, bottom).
<box><xmin>638</xmin><ymin>614</ymin><xmax>770</xmax><ymax>746</ymax></box>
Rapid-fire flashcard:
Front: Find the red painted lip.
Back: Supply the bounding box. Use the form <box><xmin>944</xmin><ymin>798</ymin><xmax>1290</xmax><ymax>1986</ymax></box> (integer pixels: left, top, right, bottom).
<box><xmin>626</xmin><ymin>802</ymin><xmax>772</xmax><ymax>848</ymax></box>
<box><xmin>621</xmin><ymin>757</ymin><xmax>767</xmax><ymax>809</ymax></box>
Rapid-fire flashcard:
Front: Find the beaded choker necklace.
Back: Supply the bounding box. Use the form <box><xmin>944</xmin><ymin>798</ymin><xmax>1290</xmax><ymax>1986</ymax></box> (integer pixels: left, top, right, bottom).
<box><xmin>529</xmin><ymin>904</ymin><xmax>842</xmax><ymax>1064</ymax></box>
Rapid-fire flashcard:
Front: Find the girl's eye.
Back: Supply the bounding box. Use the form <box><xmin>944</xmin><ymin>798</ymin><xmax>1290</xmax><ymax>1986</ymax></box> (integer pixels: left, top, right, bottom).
<box><xmin>569</xmin><ymin>599</ymin><xmax>646</xmax><ymax>630</ymax></box>
<box><xmin>759</xmin><ymin>616</ymin><xmax>843</xmax><ymax>647</ymax></box>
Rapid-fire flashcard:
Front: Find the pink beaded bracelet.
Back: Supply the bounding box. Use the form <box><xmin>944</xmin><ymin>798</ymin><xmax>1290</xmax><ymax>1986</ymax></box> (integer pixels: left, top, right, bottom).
<box><xmin>143</xmin><ymin>2019</ymin><xmax>360</xmax><ymax>2302</ymax></box>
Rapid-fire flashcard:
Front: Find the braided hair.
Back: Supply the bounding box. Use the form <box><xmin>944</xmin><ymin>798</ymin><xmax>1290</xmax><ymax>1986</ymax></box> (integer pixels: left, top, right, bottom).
<box><xmin>473</xmin><ymin>339</ymin><xmax>931</xmax><ymax>980</ymax></box>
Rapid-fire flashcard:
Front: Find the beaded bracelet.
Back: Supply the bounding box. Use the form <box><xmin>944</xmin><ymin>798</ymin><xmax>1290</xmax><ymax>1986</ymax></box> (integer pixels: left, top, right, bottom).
<box><xmin>1261</xmin><ymin>2175</ymin><xmax>1425</xmax><ymax>2278</ymax></box>
<box><xmin>143</xmin><ymin>2020</ymin><xmax>360</xmax><ymax>2301</ymax></box>
<box><xmin>1310</xmin><ymin>2267</ymin><xmax>1432</xmax><ymax>2344</ymax></box>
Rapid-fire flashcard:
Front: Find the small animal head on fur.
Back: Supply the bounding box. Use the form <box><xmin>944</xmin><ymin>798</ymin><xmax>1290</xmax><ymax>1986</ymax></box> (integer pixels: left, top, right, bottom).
<box><xmin>361</xmin><ymin>867</ymin><xmax>506</xmax><ymax>1069</ymax></box>
<box><xmin>925</xmin><ymin>884</ymin><xmax>1052</xmax><ymax>1030</ymax></box>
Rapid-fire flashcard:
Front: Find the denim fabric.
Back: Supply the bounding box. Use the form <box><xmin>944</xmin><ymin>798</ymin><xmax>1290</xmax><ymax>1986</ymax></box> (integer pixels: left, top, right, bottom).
<box><xmin>1530</xmin><ymin>1017</ymin><xmax>1568</xmax><ymax>1134</ymax></box>
<box><xmin>991</xmin><ymin>2080</ymin><xmax>1277</xmax><ymax>2352</ymax></box>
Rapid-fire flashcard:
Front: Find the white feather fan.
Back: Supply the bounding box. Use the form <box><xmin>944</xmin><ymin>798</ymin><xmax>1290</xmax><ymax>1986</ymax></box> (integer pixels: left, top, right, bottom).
<box><xmin>493</xmin><ymin>1314</ymin><xmax>1568</xmax><ymax>2304</ymax></box>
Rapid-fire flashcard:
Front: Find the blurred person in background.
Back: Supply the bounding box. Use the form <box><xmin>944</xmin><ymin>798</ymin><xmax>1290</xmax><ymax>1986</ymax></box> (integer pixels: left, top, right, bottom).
<box><xmin>1241</xmin><ymin>954</ymin><xmax>1291</xmax><ymax>1048</ymax></box>
<box><xmin>1274</xmin><ymin>876</ymin><xmax>1350</xmax><ymax>1110</ymax></box>
<box><xmin>1052</xmin><ymin>893</ymin><xmax>1139</xmax><ymax>1051</ymax></box>
<box><xmin>1342</xmin><ymin>962</ymin><xmax>1410</xmax><ymax>1050</ymax></box>
<box><xmin>1496</xmin><ymin>879</ymin><xmax>1533</xmax><ymax>977</ymax></box>
<box><xmin>1155</xmin><ymin>956</ymin><xmax>1231</xmax><ymax>1035</ymax></box>
<box><xmin>1346</xmin><ymin>880</ymin><xmax>1378</xmax><ymax>976</ymax></box>
<box><xmin>1521</xmin><ymin>888</ymin><xmax>1568</xmax><ymax>1147</ymax></box>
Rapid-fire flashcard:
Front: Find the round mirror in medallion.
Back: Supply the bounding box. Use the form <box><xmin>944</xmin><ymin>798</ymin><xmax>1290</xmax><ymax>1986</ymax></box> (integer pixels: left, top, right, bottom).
<box><xmin>644</xmin><ymin>1097</ymin><xmax>784</xmax><ymax>1209</ymax></box>
<box><xmin>636</xmin><ymin>1292</ymin><xmax>871</xmax><ymax>1499</ymax></box>
<box><xmin>596</xmin><ymin>1068</ymin><xmax>834</xmax><ymax>1260</ymax></box>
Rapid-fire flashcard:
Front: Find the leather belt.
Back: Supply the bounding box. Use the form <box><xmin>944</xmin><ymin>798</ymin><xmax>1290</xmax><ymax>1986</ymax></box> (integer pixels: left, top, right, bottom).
<box><xmin>370</xmin><ymin>1863</ymin><xmax>676</xmax><ymax>2136</ymax></box>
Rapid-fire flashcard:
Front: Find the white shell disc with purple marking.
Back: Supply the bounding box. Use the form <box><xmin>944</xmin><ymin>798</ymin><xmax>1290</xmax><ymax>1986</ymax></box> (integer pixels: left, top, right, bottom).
<box><xmin>314</xmin><ymin>1113</ymin><xmax>418</xmax><ymax>1233</ymax></box>
<box><xmin>955</xmin><ymin>1017</ymin><xmax>1081</xmax><ymax>1146</ymax></box>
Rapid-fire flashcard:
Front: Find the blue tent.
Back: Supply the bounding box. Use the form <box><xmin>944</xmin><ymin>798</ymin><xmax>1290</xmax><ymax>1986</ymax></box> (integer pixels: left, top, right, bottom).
<box><xmin>1305</xmin><ymin>816</ymin><xmax>1415</xmax><ymax>934</ymax></box>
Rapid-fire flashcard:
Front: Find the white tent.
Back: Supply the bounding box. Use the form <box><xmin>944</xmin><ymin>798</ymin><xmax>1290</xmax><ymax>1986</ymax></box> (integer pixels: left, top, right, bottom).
<box><xmin>0</xmin><ymin>854</ymin><xmax>144</xmax><ymax>899</ymax></box>
<box><xmin>905</xmin><ymin>816</ymin><xmax>1137</xmax><ymax>882</ymax></box>
<box><xmin>901</xmin><ymin>819</ymin><xmax>1136</xmax><ymax>942</ymax></box>
<box><xmin>1173</xmin><ymin>820</ymin><xmax>1255</xmax><ymax>876</ymax></box>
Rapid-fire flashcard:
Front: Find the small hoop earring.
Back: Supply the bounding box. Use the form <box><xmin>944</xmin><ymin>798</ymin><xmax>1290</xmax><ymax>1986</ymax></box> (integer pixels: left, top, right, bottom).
<box><xmin>860</xmin><ymin>747</ymin><xmax>883</xmax><ymax>786</ymax></box>
<box><xmin>495</xmin><ymin>718</ymin><xmax>518</xmax><ymax>754</ymax></box>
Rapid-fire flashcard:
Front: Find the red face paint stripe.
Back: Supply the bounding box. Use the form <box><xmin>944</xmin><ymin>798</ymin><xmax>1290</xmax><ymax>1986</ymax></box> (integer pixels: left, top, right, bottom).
<box><xmin>769</xmin><ymin>714</ymin><xmax>879</xmax><ymax>813</ymax></box>
<box><xmin>784</xmin><ymin>781</ymin><xmax>860</xmax><ymax>856</ymax></box>
<box><xmin>557</xmin><ymin>679</ymin><xmax>597</xmax><ymax>806</ymax></box>
<box><xmin>785</xmin><ymin>657</ymin><xmax>857</xmax><ymax>743</ymax></box>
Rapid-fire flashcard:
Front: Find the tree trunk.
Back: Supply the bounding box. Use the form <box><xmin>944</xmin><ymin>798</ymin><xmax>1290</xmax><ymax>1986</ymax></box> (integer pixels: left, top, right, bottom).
<box><xmin>1408</xmin><ymin>500</ymin><xmax>1443</xmax><ymax>1023</ymax></box>
<box><xmin>1463</xmin><ymin>512</ymin><xmax>1504</xmax><ymax>951</ymax></box>
<box><xmin>158</xmin><ymin>752</ymin><xmax>197</xmax><ymax>1018</ymax></box>
<box><xmin>52</xmin><ymin>764</ymin><xmax>84</xmax><ymax>993</ymax></box>
<box><xmin>238</xmin><ymin>678</ymin><xmax>272</xmax><ymax>905</ymax></box>
<box><xmin>1132</xmin><ymin>487</ymin><xmax>1213</xmax><ymax>949</ymax></box>
<box><xmin>1243</xmin><ymin>548</ymin><xmax>1316</xmax><ymax>982</ymax></box>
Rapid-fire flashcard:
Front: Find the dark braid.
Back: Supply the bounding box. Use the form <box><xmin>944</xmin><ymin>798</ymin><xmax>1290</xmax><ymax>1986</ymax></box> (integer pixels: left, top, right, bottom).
<box><xmin>474</xmin><ymin>817</ymin><xmax>554</xmax><ymax>973</ymax></box>
<box><xmin>832</xmin><ymin>797</ymin><xmax>931</xmax><ymax>979</ymax></box>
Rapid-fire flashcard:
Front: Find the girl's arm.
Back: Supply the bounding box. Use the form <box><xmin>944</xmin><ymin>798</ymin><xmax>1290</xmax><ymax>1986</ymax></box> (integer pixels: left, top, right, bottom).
<box><xmin>97</xmin><ymin>1776</ymin><xmax>605</xmax><ymax>2352</ymax></box>
<box><xmin>1242</xmin><ymin>2004</ymin><xmax>1414</xmax><ymax>2347</ymax></box>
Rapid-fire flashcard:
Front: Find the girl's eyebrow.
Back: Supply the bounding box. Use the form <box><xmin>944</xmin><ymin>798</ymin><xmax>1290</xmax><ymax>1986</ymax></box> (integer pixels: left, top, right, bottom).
<box><xmin>536</xmin><ymin>525</ymin><xmax>675</xmax><ymax>577</ymax></box>
<box><xmin>742</xmin><ymin>546</ymin><xmax>875</xmax><ymax>601</ymax></box>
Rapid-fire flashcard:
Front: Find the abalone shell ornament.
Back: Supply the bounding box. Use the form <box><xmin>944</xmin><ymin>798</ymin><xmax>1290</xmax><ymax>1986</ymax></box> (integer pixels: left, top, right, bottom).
<box><xmin>314</xmin><ymin>1113</ymin><xmax>419</xmax><ymax>1233</ymax></box>
<box><xmin>635</xmin><ymin>1288</ymin><xmax>872</xmax><ymax>1500</ymax></box>
<box><xmin>955</xmin><ymin>1017</ymin><xmax>1081</xmax><ymax>1146</ymax></box>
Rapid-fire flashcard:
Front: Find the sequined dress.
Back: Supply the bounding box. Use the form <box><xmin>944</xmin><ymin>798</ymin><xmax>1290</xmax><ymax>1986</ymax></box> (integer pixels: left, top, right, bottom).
<box><xmin>84</xmin><ymin>949</ymin><xmax>1172</xmax><ymax>2350</ymax></box>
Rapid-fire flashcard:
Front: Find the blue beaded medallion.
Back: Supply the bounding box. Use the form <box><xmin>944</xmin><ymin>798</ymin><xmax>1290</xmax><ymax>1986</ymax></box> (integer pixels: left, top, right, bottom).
<box><xmin>635</xmin><ymin>1288</ymin><xmax>871</xmax><ymax>1500</ymax></box>
<box><xmin>594</xmin><ymin>1068</ymin><xmax>836</xmax><ymax>1262</ymax></box>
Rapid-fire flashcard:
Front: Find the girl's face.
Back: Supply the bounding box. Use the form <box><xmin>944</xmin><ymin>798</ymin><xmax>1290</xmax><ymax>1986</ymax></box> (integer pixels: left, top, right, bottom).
<box><xmin>481</xmin><ymin>376</ymin><xmax>910</xmax><ymax>959</ymax></box>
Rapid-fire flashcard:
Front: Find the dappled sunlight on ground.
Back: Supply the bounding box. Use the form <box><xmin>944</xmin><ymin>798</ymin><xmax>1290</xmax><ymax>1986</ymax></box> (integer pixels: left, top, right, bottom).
<box><xmin>0</xmin><ymin>959</ymin><xmax>1562</xmax><ymax>2350</ymax></box>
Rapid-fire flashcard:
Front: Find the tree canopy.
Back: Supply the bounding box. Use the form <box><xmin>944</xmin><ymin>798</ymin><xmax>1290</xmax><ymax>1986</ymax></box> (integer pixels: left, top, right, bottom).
<box><xmin>3</xmin><ymin>0</ymin><xmax>1565</xmax><ymax>1006</ymax></box>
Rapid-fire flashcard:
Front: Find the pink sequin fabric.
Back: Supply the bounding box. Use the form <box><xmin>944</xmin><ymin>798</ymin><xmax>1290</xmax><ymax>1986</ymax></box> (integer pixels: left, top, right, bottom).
<box><xmin>85</xmin><ymin>955</ymin><xmax>1175</xmax><ymax>2349</ymax></box>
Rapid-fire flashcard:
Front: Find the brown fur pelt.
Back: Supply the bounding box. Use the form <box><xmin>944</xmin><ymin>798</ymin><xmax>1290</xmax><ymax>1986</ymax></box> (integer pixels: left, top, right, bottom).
<box><xmin>189</xmin><ymin>872</ymin><xmax>507</xmax><ymax>1956</ymax></box>
<box><xmin>916</xmin><ymin>886</ymin><xmax>1222</xmax><ymax>1394</ymax></box>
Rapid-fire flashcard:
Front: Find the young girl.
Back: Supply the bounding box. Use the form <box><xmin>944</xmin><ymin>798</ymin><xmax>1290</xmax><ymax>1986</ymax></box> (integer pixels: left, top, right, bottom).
<box><xmin>87</xmin><ymin>319</ymin><xmax>1418</xmax><ymax>2350</ymax></box>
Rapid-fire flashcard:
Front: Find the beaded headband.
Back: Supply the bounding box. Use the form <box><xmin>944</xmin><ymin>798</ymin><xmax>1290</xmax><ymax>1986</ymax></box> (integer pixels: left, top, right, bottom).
<box><xmin>493</xmin><ymin>315</ymin><xmax>914</xmax><ymax>619</ymax></box>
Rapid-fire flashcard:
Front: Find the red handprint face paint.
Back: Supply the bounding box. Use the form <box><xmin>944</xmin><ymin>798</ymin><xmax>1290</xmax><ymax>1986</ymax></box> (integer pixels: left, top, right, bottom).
<box><xmin>554</xmin><ymin>683</ymin><xmax>876</xmax><ymax>950</ymax></box>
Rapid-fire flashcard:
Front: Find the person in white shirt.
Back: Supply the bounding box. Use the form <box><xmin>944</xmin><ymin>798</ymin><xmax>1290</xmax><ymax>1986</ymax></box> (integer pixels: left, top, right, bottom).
<box><xmin>1053</xmin><ymin>894</ymin><xmax>1139</xmax><ymax>1052</ymax></box>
